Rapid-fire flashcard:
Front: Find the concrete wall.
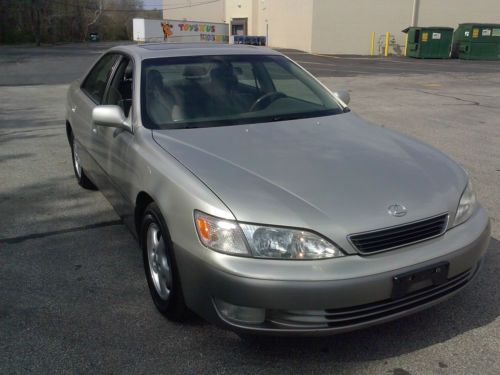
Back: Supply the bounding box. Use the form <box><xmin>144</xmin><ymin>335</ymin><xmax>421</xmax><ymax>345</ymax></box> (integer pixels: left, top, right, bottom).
<box><xmin>417</xmin><ymin>0</ymin><xmax>500</xmax><ymax>28</ymax></box>
<box><xmin>311</xmin><ymin>0</ymin><xmax>500</xmax><ymax>55</ymax></box>
<box><xmin>164</xmin><ymin>0</ymin><xmax>259</xmax><ymax>35</ymax></box>
<box><xmin>259</xmin><ymin>0</ymin><xmax>314</xmax><ymax>52</ymax></box>
<box><xmin>311</xmin><ymin>0</ymin><xmax>412</xmax><ymax>55</ymax></box>
<box><xmin>225</xmin><ymin>0</ymin><xmax>257</xmax><ymax>35</ymax></box>
<box><xmin>163</xmin><ymin>0</ymin><xmax>225</xmax><ymax>23</ymax></box>
<box><xmin>163</xmin><ymin>0</ymin><xmax>500</xmax><ymax>55</ymax></box>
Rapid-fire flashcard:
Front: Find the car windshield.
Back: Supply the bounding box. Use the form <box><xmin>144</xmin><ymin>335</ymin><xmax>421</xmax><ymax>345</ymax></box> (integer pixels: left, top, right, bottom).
<box><xmin>141</xmin><ymin>54</ymin><xmax>343</xmax><ymax>129</ymax></box>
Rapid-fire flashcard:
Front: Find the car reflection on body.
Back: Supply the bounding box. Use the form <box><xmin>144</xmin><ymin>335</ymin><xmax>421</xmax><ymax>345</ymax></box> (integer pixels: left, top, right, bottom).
<box><xmin>65</xmin><ymin>43</ymin><xmax>490</xmax><ymax>335</ymax></box>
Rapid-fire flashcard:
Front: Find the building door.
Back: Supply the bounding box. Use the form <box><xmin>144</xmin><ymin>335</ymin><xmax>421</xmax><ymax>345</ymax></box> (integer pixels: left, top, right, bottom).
<box><xmin>231</xmin><ymin>18</ymin><xmax>248</xmax><ymax>35</ymax></box>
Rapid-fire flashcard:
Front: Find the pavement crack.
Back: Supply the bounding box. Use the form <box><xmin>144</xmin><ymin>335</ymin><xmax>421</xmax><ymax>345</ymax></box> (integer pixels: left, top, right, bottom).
<box><xmin>395</xmin><ymin>87</ymin><xmax>500</xmax><ymax>109</ymax></box>
<box><xmin>416</xmin><ymin>89</ymin><xmax>481</xmax><ymax>106</ymax></box>
<box><xmin>0</xmin><ymin>220</ymin><xmax>123</xmax><ymax>245</ymax></box>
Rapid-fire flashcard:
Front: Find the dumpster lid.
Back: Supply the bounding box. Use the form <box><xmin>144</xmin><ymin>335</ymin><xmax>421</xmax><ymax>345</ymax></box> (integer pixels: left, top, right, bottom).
<box><xmin>458</xmin><ymin>23</ymin><xmax>500</xmax><ymax>28</ymax></box>
<box><xmin>402</xmin><ymin>26</ymin><xmax>453</xmax><ymax>33</ymax></box>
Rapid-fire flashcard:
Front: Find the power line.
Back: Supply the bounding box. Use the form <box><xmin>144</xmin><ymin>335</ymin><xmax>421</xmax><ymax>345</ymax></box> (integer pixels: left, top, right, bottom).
<box><xmin>143</xmin><ymin>0</ymin><xmax>222</xmax><ymax>11</ymax></box>
<box><xmin>24</xmin><ymin>0</ymin><xmax>222</xmax><ymax>13</ymax></box>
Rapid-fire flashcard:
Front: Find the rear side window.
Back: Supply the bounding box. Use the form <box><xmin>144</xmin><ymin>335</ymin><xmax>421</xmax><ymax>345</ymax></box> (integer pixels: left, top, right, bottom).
<box><xmin>82</xmin><ymin>54</ymin><xmax>118</xmax><ymax>103</ymax></box>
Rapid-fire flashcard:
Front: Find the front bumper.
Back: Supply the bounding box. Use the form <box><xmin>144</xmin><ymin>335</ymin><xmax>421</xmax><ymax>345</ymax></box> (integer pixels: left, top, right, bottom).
<box><xmin>174</xmin><ymin>206</ymin><xmax>490</xmax><ymax>335</ymax></box>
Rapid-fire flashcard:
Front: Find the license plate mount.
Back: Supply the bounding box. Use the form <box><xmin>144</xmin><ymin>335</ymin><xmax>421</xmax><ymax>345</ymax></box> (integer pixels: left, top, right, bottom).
<box><xmin>392</xmin><ymin>262</ymin><xmax>449</xmax><ymax>299</ymax></box>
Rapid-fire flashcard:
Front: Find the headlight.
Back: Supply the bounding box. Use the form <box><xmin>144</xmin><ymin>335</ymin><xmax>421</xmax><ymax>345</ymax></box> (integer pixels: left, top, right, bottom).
<box><xmin>453</xmin><ymin>182</ymin><xmax>477</xmax><ymax>227</ymax></box>
<box><xmin>195</xmin><ymin>211</ymin><xmax>344</xmax><ymax>259</ymax></box>
<box><xmin>240</xmin><ymin>224</ymin><xmax>344</xmax><ymax>259</ymax></box>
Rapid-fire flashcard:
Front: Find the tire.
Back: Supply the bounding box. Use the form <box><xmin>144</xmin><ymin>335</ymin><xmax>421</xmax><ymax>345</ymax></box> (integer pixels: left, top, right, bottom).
<box><xmin>69</xmin><ymin>131</ymin><xmax>97</xmax><ymax>190</ymax></box>
<box><xmin>141</xmin><ymin>202</ymin><xmax>188</xmax><ymax>321</ymax></box>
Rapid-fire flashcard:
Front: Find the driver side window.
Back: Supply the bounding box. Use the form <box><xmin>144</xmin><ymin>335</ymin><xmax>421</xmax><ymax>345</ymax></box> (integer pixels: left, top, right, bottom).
<box><xmin>105</xmin><ymin>57</ymin><xmax>133</xmax><ymax>117</ymax></box>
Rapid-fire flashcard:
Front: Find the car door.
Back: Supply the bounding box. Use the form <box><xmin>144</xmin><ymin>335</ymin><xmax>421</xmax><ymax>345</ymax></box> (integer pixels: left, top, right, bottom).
<box><xmin>72</xmin><ymin>53</ymin><xmax>119</xmax><ymax>179</ymax></box>
<box><xmin>92</xmin><ymin>55</ymin><xmax>137</xmax><ymax>219</ymax></box>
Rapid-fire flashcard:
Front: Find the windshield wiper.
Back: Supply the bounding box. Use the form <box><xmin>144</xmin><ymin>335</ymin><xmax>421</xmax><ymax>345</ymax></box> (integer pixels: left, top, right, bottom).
<box><xmin>270</xmin><ymin>114</ymin><xmax>304</xmax><ymax>122</ymax></box>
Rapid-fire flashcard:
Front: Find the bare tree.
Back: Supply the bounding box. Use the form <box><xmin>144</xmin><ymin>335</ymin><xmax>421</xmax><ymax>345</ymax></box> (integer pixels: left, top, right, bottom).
<box><xmin>31</xmin><ymin>0</ymin><xmax>42</xmax><ymax>46</ymax></box>
<box><xmin>81</xmin><ymin>0</ymin><xmax>103</xmax><ymax>41</ymax></box>
<box><xmin>0</xmin><ymin>0</ymin><xmax>158</xmax><ymax>45</ymax></box>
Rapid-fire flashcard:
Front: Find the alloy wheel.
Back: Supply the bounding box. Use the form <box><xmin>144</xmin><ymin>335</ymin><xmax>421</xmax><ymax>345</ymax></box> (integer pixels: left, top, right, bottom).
<box><xmin>146</xmin><ymin>222</ymin><xmax>172</xmax><ymax>300</ymax></box>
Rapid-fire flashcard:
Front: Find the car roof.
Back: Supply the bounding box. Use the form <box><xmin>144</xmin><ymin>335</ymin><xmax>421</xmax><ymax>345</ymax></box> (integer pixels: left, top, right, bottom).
<box><xmin>109</xmin><ymin>43</ymin><xmax>283</xmax><ymax>60</ymax></box>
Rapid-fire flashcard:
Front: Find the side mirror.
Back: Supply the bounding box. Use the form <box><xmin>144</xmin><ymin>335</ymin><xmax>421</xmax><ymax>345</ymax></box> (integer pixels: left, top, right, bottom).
<box><xmin>92</xmin><ymin>105</ymin><xmax>131</xmax><ymax>131</ymax></box>
<box><xmin>333</xmin><ymin>90</ymin><xmax>350</xmax><ymax>106</ymax></box>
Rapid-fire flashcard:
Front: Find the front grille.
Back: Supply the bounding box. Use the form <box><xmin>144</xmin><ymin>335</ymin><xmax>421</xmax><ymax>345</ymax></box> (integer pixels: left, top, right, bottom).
<box><xmin>268</xmin><ymin>268</ymin><xmax>473</xmax><ymax>329</ymax></box>
<box><xmin>348</xmin><ymin>213</ymin><xmax>449</xmax><ymax>254</ymax></box>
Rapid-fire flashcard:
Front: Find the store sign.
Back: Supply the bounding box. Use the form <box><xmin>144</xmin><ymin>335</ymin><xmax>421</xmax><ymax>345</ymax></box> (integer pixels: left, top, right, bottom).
<box><xmin>161</xmin><ymin>20</ymin><xmax>229</xmax><ymax>42</ymax></box>
<box><xmin>133</xmin><ymin>18</ymin><xmax>229</xmax><ymax>43</ymax></box>
<box><xmin>172</xmin><ymin>22</ymin><xmax>217</xmax><ymax>35</ymax></box>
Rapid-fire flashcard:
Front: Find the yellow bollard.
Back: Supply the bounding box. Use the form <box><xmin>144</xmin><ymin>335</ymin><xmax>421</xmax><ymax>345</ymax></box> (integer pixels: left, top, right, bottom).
<box><xmin>404</xmin><ymin>33</ymin><xmax>409</xmax><ymax>56</ymax></box>
<box><xmin>384</xmin><ymin>32</ymin><xmax>390</xmax><ymax>57</ymax></box>
<box><xmin>371</xmin><ymin>32</ymin><xmax>375</xmax><ymax>56</ymax></box>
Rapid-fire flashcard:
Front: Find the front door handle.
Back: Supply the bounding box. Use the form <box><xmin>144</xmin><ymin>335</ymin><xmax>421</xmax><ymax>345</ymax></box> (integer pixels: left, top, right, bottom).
<box><xmin>71</xmin><ymin>106</ymin><xmax>77</xmax><ymax>113</ymax></box>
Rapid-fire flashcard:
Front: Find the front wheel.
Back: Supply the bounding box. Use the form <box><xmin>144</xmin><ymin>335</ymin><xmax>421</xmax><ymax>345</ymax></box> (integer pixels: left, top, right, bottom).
<box><xmin>141</xmin><ymin>202</ymin><xmax>188</xmax><ymax>321</ymax></box>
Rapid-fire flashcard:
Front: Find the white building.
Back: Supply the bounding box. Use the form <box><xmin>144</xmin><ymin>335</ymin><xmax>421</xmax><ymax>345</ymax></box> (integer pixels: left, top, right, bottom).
<box><xmin>163</xmin><ymin>0</ymin><xmax>500</xmax><ymax>55</ymax></box>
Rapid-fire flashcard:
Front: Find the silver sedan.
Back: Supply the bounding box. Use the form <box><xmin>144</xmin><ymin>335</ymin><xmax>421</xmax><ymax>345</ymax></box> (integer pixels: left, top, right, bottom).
<box><xmin>65</xmin><ymin>43</ymin><xmax>490</xmax><ymax>335</ymax></box>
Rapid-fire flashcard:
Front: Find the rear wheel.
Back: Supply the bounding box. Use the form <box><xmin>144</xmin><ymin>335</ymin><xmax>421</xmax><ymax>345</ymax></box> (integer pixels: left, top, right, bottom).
<box><xmin>70</xmin><ymin>132</ymin><xmax>96</xmax><ymax>190</ymax></box>
<box><xmin>141</xmin><ymin>202</ymin><xmax>188</xmax><ymax>321</ymax></box>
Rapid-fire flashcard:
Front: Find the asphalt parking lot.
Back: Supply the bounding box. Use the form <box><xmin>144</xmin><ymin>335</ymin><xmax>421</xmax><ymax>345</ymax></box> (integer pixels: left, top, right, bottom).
<box><xmin>0</xmin><ymin>43</ymin><xmax>499</xmax><ymax>374</ymax></box>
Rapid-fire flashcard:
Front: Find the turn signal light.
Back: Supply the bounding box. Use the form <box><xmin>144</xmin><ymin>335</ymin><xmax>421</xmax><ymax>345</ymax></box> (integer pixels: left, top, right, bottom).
<box><xmin>196</xmin><ymin>217</ymin><xmax>211</xmax><ymax>241</ymax></box>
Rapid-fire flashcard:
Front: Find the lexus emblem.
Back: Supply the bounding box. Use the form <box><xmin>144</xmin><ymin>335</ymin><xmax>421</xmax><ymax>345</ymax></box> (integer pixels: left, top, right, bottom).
<box><xmin>388</xmin><ymin>204</ymin><xmax>407</xmax><ymax>217</ymax></box>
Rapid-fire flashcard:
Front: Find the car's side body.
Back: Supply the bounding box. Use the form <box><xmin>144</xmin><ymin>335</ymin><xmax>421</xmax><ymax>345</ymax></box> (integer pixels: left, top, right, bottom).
<box><xmin>66</xmin><ymin>46</ymin><xmax>278</xmax><ymax>237</ymax></box>
<box><xmin>66</xmin><ymin>44</ymin><xmax>490</xmax><ymax>335</ymax></box>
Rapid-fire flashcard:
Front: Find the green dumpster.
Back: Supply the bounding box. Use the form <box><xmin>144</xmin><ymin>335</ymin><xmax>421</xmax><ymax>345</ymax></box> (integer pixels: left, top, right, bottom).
<box><xmin>452</xmin><ymin>23</ymin><xmax>500</xmax><ymax>60</ymax></box>
<box><xmin>403</xmin><ymin>27</ymin><xmax>454</xmax><ymax>59</ymax></box>
<box><xmin>89</xmin><ymin>32</ymin><xmax>100</xmax><ymax>42</ymax></box>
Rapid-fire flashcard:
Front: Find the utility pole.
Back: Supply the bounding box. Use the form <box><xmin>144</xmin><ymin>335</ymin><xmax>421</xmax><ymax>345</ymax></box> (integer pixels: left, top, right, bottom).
<box><xmin>411</xmin><ymin>0</ymin><xmax>420</xmax><ymax>27</ymax></box>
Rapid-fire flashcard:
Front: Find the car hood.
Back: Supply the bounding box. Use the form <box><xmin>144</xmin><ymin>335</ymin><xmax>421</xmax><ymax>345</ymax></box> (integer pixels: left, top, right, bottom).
<box><xmin>153</xmin><ymin>112</ymin><xmax>466</xmax><ymax>253</ymax></box>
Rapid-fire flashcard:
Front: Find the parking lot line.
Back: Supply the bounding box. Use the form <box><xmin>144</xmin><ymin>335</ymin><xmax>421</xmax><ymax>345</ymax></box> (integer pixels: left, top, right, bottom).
<box><xmin>292</xmin><ymin>52</ymin><xmax>500</xmax><ymax>74</ymax></box>
<box><xmin>295</xmin><ymin>59</ymin><xmax>439</xmax><ymax>74</ymax></box>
